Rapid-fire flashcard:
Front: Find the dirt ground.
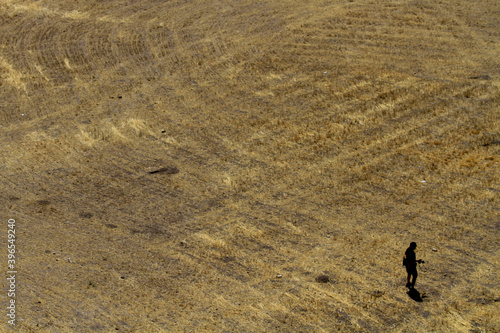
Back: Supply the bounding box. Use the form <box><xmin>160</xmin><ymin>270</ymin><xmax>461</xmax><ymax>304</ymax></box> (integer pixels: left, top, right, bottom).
<box><xmin>1</xmin><ymin>0</ymin><xmax>499</xmax><ymax>332</ymax></box>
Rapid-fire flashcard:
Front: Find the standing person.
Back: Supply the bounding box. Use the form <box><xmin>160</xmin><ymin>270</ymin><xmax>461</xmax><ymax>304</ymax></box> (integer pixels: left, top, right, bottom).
<box><xmin>403</xmin><ymin>242</ymin><xmax>423</xmax><ymax>288</ymax></box>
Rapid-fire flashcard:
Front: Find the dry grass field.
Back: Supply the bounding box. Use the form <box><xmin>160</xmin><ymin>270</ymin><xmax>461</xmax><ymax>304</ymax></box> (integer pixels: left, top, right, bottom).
<box><xmin>1</xmin><ymin>0</ymin><xmax>499</xmax><ymax>331</ymax></box>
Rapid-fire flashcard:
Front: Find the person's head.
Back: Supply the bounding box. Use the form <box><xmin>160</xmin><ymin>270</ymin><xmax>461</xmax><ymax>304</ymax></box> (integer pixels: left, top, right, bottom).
<box><xmin>410</xmin><ymin>242</ymin><xmax>417</xmax><ymax>249</ymax></box>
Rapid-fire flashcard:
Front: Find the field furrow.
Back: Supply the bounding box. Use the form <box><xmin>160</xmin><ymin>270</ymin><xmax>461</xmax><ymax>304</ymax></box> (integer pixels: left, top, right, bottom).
<box><xmin>1</xmin><ymin>0</ymin><xmax>498</xmax><ymax>332</ymax></box>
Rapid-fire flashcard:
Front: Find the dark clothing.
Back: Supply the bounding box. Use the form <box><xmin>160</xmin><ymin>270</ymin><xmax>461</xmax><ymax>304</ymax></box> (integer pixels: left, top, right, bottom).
<box><xmin>405</xmin><ymin>247</ymin><xmax>417</xmax><ymax>268</ymax></box>
<box><xmin>406</xmin><ymin>264</ymin><xmax>418</xmax><ymax>276</ymax></box>
<box><xmin>405</xmin><ymin>246</ymin><xmax>418</xmax><ymax>288</ymax></box>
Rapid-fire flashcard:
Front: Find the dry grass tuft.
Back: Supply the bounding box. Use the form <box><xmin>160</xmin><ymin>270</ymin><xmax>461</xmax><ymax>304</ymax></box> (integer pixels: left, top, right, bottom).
<box><xmin>0</xmin><ymin>0</ymin><xmax>499</xmax><ymax>331</ymax></box>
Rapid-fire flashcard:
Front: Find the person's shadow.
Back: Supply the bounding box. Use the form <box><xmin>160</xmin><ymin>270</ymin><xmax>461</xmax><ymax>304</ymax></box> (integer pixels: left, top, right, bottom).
<box><xmin>407</xmin><ymin>288</ymin><xmax>426</xmax><ymax>302</ymax></box>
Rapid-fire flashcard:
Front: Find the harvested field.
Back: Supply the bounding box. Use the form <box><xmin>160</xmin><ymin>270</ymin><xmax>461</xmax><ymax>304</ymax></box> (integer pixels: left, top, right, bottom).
<box><xmin>1</xmin><ymin>0</ymin><xmax>499</xmax><ymax>331</ymax></box>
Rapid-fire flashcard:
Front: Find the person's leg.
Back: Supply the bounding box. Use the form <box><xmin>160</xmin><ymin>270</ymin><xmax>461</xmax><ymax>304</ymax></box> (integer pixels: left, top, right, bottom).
<box><xmin>406</xmin><ymin>267</ymin><xmax>412</xmax><ymax>288</ymax></box>
<box><xmin>411</xmin><ymin>270</ymin><xmax>418</xmax><ymax>288</ymax></box>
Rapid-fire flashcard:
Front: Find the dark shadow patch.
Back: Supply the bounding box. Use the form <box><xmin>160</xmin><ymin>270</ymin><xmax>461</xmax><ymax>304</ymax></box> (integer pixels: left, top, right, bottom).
<box><xmin>105</xmin><ymin>223</ymin><xmax>118</xmax><ymax>229</ymax></box>
<box><xmin>148</xmin><ymin>166</ymin><xmax>179</xmax><ymax>174</ymax></box>
<box><xmin>130</xmin><ymin>223</ymin><xmax>170</xmax><ymax>237</ymax></box>
<box><xmin>482</xmin><ymin>139</ymin><xmax>500</xmax><ymax>147</ymax></box>
<box><xmin>408</xmin><ymin>288</ymin><xmax>427</xmax><ymax>302</ymax></box>
<box><xmin>37</xmin><ymin>200</ymin><xmax>51</xmax><ymax>206</ymax></box>
<box><xmin>79</xmin><ymin>212</ymin><xmax>93</xmax><ymax>219</ymax></box>
<box><xmin>469</xmin><ymin>75</ymin><xmax>491</xmax><ymax>80</ymax></box>
<box><xmin>315</xmin><ymin>275</ymin><xmax>331</xmax><ymax>283</ymax></box>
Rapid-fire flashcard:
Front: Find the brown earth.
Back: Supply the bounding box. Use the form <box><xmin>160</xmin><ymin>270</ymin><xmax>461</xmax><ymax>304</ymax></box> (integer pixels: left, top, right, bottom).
<box><xmin>1</xmin><ymin>0</ymin><xmax>499</xmax><ymax>332</ymax></box>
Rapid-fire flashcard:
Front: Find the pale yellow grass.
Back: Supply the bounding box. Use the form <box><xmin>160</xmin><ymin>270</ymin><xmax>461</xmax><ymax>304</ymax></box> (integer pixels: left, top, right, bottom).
<box><xmin>0</xmin><ymin>0</ymin><xmax>499</xmax><ymax>332</ymax></box>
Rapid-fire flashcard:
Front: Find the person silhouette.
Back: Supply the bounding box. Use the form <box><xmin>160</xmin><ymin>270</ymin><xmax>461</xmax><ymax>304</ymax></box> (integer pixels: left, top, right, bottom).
<box><xmin>403</xmin><ymin>242</ymin><xmax>423</xmax><ymax>288</ymax></box>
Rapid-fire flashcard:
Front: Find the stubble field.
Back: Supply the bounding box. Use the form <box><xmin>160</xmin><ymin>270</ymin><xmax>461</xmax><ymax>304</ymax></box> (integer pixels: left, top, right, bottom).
<box><xmin>0</xmin><ymin>0</ymin><xmax>499</xmax><ymax>331</ymax></box>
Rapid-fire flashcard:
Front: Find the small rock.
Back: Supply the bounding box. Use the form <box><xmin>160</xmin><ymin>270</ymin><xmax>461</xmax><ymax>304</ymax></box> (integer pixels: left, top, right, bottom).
<box><xmin>432</xmin><ymin>248</ymin><xmax>438</xmax><ymax>252</ymax></box>
<box><xmin>315</xmin><ymin>275</ymin><xmax>330</xmax><ymax>283</ymax></box>
<box><xmin>276</xmin><ymin>274</ymin><xmax>283</xmax><ymax>278</ymax></box>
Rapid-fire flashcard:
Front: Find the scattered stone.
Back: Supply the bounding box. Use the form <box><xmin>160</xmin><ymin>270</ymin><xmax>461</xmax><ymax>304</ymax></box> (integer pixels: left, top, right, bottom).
<box><xmin>432</xmin><ymin>248</ymin><xmax>438</xmax><ymax>252</ymax></box>
<box><xmin>276</xmin><ymin>274</ymin><xmax>283</xmax><ymax>278</ymax></box>
<box><xmin>315</xmin><ymin>275</ymin><xmax>330</xmax><ymax>283</ymax></box>
<box><xmin>148</xmin><ymin>166</ymin><xmax>179</xmax><ymax>175</ymax></box>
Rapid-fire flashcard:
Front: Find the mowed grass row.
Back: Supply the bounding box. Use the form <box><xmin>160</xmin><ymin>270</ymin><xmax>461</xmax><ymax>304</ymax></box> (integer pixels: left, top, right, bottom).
<box><xmin>0</xmin><ymin>0</ymin><xmax>498</xmax><ymax>331</ymax></box>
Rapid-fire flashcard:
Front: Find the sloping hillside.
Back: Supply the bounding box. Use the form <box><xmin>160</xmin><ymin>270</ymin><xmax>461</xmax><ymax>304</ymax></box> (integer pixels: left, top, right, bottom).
<box><xmin>1</xmin><ymin>0</ymin><xmax>499</xmax><ymax>331</ymax></box>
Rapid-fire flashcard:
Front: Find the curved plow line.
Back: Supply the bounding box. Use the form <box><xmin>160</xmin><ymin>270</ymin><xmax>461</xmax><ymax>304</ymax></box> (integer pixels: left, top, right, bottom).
<box><xmin>1</xmin><ymin>1</ymin><xmax>130</xmax><ymax>24</ymax></box>
<box><xmin>0</xmin><ymin>55</ymin><xmax>27</xmax><ymax>91</ymax></box>
<box><xmin>317</xmin><ymin>83</ymin><xmax>479</xmax><ymax>173</ymax></box>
